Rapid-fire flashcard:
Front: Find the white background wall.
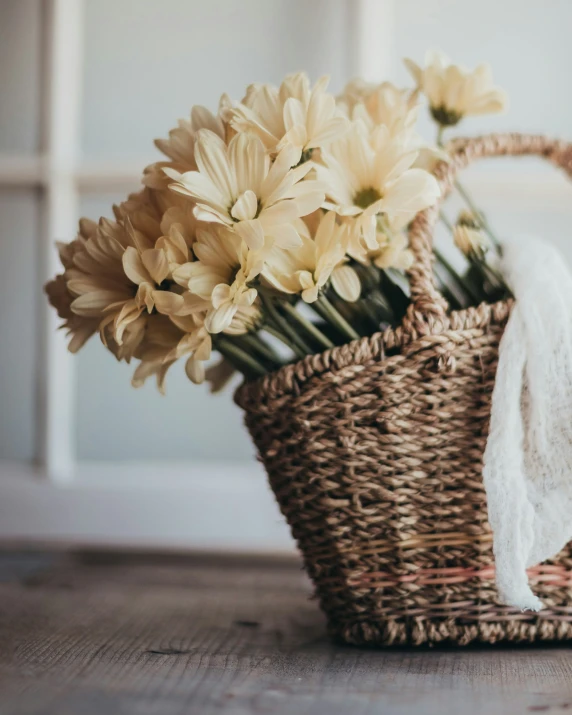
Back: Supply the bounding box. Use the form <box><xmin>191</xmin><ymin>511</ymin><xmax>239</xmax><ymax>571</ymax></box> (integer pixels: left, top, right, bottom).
<box><xmin>1</xmin><ymin>0</ymin><xmax>572</xmax><ymax>549</ymax></box>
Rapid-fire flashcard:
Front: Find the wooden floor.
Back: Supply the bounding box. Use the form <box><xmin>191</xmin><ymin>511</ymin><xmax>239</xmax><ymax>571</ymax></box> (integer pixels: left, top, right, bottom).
<box><xmin>1</xmin><ymin>551</ymin><xmax>572</xmax><ymax>715</ymax></box>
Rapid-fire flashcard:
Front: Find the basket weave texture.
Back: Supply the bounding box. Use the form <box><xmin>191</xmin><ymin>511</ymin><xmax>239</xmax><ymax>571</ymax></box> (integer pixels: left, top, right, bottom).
<box><xmin>235</xmin><ymin>134</ymin><xmax>572</xmax><ymax>646</ymax></box>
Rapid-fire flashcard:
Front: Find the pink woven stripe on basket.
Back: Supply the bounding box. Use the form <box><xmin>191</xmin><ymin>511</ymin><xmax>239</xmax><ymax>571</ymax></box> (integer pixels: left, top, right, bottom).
<box><xmin>348</xmin><ymin>564</ymin><xmax>572</xmax><ymax>588</ymax></box>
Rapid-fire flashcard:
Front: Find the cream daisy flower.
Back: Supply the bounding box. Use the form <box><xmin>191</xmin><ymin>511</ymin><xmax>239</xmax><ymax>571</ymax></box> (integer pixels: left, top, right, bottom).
<box><xmin>346</xmin><ymin>221</ymin><xmax>414</xmax><ymax>272</ymax></box>
<box><xmin>219</xmin><ymin>303</ymin><xmax>261</xmax><ymax>335</ymax></box>
<box><xmin>48</xmin><ymin>188</ymin><xmax>201</xmax><ymax>360</ymax></box>
<box><xmin>143</xmin><ymin>100</ymin><xmax>228</xmax><ymax>190</ymax></box>
<box><xmin>338</xmin><ymin>79</ymin><xmax>419</xmax><ymax>137</ymax></box>
<box><xmin>263</xmin><ymin>211</ymin><xmax>360</xmax><ymax>303</ymax></box>
<box><xmin>59</xmin><ymin>215</ymin><xmax>145</xmax><ymax>355</ymax></box>
<box><xmin>133</xmin><ymin>301</ymin><xmax>259</xmax><ymax>391</ymax></box>
<box><xmin>230</xmin><ymin>72</ymin><xmax>348</xmax><ymax>157</ymax></box>
<box><xmin>338</xmin><ymin>79</ymin><xmax>448</xmax><ymax>173</ymax></box>
<box><xmin>373</xmin><ymin>232</ymin><xmax>414</xmax><ymax>271</ymax></box>
<box><xmin>453</xmin><ymin>211</ymin><xmax>490</xmax><ymax>258</ymax></box>
<box><xmin>165</xmin><ymin>313</ymin><xmax>213</xmax><ymax>385</ymax></box>
<box><xmin>131</xmin><ymin>313</ymin><xmax>210</xmax><ymax>392</ymax></box>
<box><xmin>404</xmin><ymin>50</ymin><xmax>508</xmax><ymax>126</ymax></box>
<box><xmin>120</xmin><ymin>197</ymin><xmax>199</xmax><ymax>323</ymax></box>
<box><xmin>45</xmin><ymin>271</ymin><xmax>100</xmax><ymax>354</ymax></box>
<box><xmin>165</xmin><ymin>130</ymin><xmax>324</xmax><ymax>251</ymax></box>
<box><xmin>316</xmin><ymin>122</ymin><xmax>440</xmax><ymax>247</ymax></box>
<box><xmin>173</xmin><ymin>224</ymin><xmax>265</xmax><ymax>334</ymax></box>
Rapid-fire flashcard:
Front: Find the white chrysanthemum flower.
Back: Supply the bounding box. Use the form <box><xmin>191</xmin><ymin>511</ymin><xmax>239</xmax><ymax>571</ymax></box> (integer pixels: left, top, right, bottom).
<box><xmin>173</xmin><ymin>224</ymin><xmax>264</xmax><ymax>334</ymax></box>
<box><xmin>45</xmin><ymin>258</ymin><xmax>100</xmax><ymax>354</ymax></box>
<box><xmin>338</xmin><ymin>79</ymin><xmax>448</xmax><ymax>173</ymax></box>
<box><xmin>47</xmin><ymin>186</ymin><xmax>204</xmax><ymax>362</ymax></box>
<box><xmin>141</xmin><ymin>303</ymin><xmax>258</xmax><ymax>388</ymax></box>
<box><xmin>453</xmin><ymin>212</ymin><xmax>490</xmax><ymax>258</ymax></box>
<box><xmin>156</xmin><ymin>106</ymin><xmax>224</xmax><ymax>166</ymax></box>
<box><xmin>230</xmin><ymin>72</ymin><xmax>349</xmax><ymax>157</ymax></box>
<box><xmin>120</xmin><ymin>199</ymin><xmax>199</xmax><ymax>324</ymax></box>
<box><xmin>46</xmin><ymin>189</ymin><xmax>191</xmax><ymax>362</ymax></box>
<box><xmin>262</xmin><ymin>211</ymin><xmax>360</xmax><ymax>303</ymax></box>
<box><xmin>404</xmin><ymin>50</ymin><xmax>508</xmax><ymax>126</ymax></box>
<box><xmin>338</xmin><ymin>79</ymin><xmax>419</xmax><ymax>137</ymax></box>
<box><xmin>165</xmin><ymin>130</ymin><xmax>324</xmax><ymax>252</ymax></box>
<box><xmin>453</xmin><ymin>225</ymin><xmax>489</xmax><ymax>258</ymax></box>
<box><xmin>347</xmin><ymin>222</ymin><xmax>414</xmax><ymax>272</ymax></box>
<box><xmin>144</xmin><ymin>101</ymin><xmax>227</xmax><ymax>190</ymax></box>
<box><xmin>131</xmin><ymin>313</ymin><xmax>211</xmax><ymax>391</ymax></box>
<box><xmin>57</xmin><ymin>212</ymin><xmax>146</xmax><ymax>357</ymax></box>
<box><xmin>316</xmin><ymin>122</ymin><xmax>440</xmax><ymax>248</ymax></box>
<box><xmin>373</xmin><ymin>232</ymin><xmax>414</xmax><ymax>271</ymax></box>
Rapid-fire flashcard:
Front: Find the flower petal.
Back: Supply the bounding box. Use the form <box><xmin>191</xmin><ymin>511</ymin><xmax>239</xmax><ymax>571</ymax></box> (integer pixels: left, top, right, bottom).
<box><xmin>205</xmin><ymin>303</ymin><xmax>237</xmax><ymax>333</ymax></box>
<box><xmin>152</xmin><ymin>291</ymin><xmax>185</xmax><ymax>315</ymax></box>
<box><xmin>283</xmin><ymin>97</ymin><xmax>306</xmax><ymax>131</ymax></box>
<box><xmin>230</xmin><ymin>190</ymin><xmax>258</xmax><ymax>221</ymax></box>
<box><xmin>185</xmin><ymin>357</ymin><xmax>205</xmax><ymax>384</ymax></box>
<box><xmin>265</xmin><ymin>222</ymin><xmax>302</xmax><ymax>249</ymax></box>
<box><xmin>71</xmin><ymin>290</ymin><xmax>128</xmax><ymax>317</ymax></box>
<box><xmin>168</xmin><ymin>170</ymin><xmax>225</xmax><ymax>209</ymax></box>
<box><xmin>194</xmin><ymin>129</ymin><xmax>237</xmax><ymax>201</ymax></box>
<box><xmin>211</xmin><ymin>283</ymin><xmax>232</xmax><ymax>309</ymax></box>
<box><xmin>331</xmin><ymin>264</ymin><xmax>361</xmax><ymax>302</ymax></box>
<box><xmin>234</xmin><ymin>219</ymin><xmax>265</xmax><ymax>251</ymax></box>
<box><xmin>142</xmin><ymin>249</ymin><xmax>169</xmax><ymax>285</ymax></box>
<box><xmin>228</xmin><ymin>132</ymin><xmax>267</xmax><ymax>194</ymax></box>
<box><xmin>122</xmin><ymin>246</ymin><xmax>153</xmax><ymax>286</ymax></box>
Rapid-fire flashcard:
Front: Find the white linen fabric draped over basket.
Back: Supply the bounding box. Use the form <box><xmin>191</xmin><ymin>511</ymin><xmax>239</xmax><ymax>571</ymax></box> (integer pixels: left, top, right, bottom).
<box><xmin>483</xmin><ymin>235</ymin><xmax>572</xmax><ymax>611</ymax></box>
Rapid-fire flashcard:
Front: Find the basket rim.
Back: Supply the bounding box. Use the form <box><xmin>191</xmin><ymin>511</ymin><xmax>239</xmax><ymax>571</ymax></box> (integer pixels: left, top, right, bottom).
<box><xmin>234</xmin><ymin>297</ymin><xmax>513</xmax><ymax>406</ymax></box>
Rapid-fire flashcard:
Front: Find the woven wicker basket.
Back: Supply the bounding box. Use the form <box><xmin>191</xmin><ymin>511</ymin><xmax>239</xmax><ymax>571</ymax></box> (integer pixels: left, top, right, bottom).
<box><xmin>235</xmin><ymin>133</ymin><xmax>572</xmax><ymax>647</ymax></box>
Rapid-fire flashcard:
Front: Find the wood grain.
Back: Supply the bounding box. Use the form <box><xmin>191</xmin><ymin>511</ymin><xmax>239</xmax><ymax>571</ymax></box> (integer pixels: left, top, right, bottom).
<box><xmin>0</xmin><ymin>549</ymin><xmax>572</xmax><ymax>714</ymax></box>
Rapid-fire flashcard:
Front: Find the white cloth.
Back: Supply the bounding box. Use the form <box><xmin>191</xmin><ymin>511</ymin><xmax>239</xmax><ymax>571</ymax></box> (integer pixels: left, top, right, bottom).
<box><xmin>483</xmin><ymin>235</ymin><xmax>572</xmax><ymax>611</ymax></box>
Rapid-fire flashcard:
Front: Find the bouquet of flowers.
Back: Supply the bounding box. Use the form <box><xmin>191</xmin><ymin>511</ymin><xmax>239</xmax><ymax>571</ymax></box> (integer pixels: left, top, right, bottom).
<box><xmin>46</xmin><ymin>50</ymin><xmax>510</xmax><ymax>392</ymax></box>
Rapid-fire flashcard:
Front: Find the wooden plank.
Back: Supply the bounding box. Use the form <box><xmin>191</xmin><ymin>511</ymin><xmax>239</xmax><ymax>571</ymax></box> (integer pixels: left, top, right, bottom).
<box><xmin>1</xmin><ymin>550</ymin><xmax>572</xmax><ymax>714</ymax></box>
<box><xmin>0</xmin><ymin>550</ymin><xmax>58</xmax><ymax>584</ymax></box>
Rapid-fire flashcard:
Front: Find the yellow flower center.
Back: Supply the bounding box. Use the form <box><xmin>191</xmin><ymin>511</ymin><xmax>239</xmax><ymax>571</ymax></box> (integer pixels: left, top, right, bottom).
<box><xmin>354</xmin><ymin>187</ymin><xmax>382</xmax><ymax>210</ymax></box>
<box><xmin>430</xmin><ymin>105</ymin><xmax>462</xmax><ymax>127</ymax></box>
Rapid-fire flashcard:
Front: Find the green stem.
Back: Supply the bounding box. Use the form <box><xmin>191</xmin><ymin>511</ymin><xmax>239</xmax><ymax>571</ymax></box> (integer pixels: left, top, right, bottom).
<box><xmin>215</xmin><ymin>337</ymin><xmax>267</xmax><ymax>378</ymax></box>
<box><xmin>263</xmin><ymin>324</ymin><xmax>306</xmax><ymax>359</ymax></box>
<box><xmin>361</xmin><ymin>299</ymin><xmax>385</xmax><ymax>330</ymax></box>
<box><xmin>436</xmin><ymin>214</ymin><xmax>483</xmax><ymax>304</ymax></box>
<box><xmin>362</xmin><ymin>263</ymin><xmax>384</xmax><ymax>292</ymax></box>
<box><xmin>258</xmin><ymin>291</ymin><xmax>312</xmax><ymax>357</ymax></box>
<box><xmin>433</xmin><ymin>246</ymin><xmax>478</xmax><ymax>304</ymax></box>
<box><xmin>314</xmin><ymin>294</ymin><xmax>360</xmax><ymax>341</ymax></box>
<box><xmin>478</xmin><ymin>258</ymin><xmax>505</xmax><ymax>291</ymax></box>
<box><xmin>453</xmin><ymin>179</ymin><xmax>502</xmax><ymax>255</ymax></box>
<box><xmin>370</xmin><ymin>289</ymin><xmax>395</xmax><ymax>321</ymax></box>
<box><xmin>436</xmin><ymin>125</ymin><xmax>502</xmax><ymax>256</ymax></box>
<box><xmin>328</xmin><ymin>292</ymin><xmax>371</xmax><ymax>337</ymax></box>
<box><xmin>441</xmin><ymin>211</ymin><xmax>505</xmax><ymax>295</ymax></box>
<box><xmin>281</xmin><ymin>302</ymin><xmax>335</xmax><ymax>350</ymax></box>
<box><xmin>234</xmin><ymin>333</ymin><xmax>282</xmax><ymax>367</ymax></box>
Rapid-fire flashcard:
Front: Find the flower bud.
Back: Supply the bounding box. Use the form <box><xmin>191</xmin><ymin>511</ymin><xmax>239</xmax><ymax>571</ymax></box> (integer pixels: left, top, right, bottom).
<box><xmin>453</xmin><ymin>223</ymin><xmax>489</xmax><ymax>259</ymax></box>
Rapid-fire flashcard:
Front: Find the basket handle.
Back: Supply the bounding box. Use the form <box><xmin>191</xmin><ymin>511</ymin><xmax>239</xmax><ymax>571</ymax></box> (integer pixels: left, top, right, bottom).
<box><xmin>403</xmin><ymin>133</ymin><xmax>572</xmax><ymax>335</ymax></box>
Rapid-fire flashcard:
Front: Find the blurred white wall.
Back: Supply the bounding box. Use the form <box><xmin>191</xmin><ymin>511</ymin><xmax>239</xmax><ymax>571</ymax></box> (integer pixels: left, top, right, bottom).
<box><xmin>2</xmin><ymin>0</ymin><xmax>572</xmax><ymax>548</ymax></box>
<box><xmin>0</xmin><ymin>1</ymin><xmax>42</xmax><ymax>461</ymax></box>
